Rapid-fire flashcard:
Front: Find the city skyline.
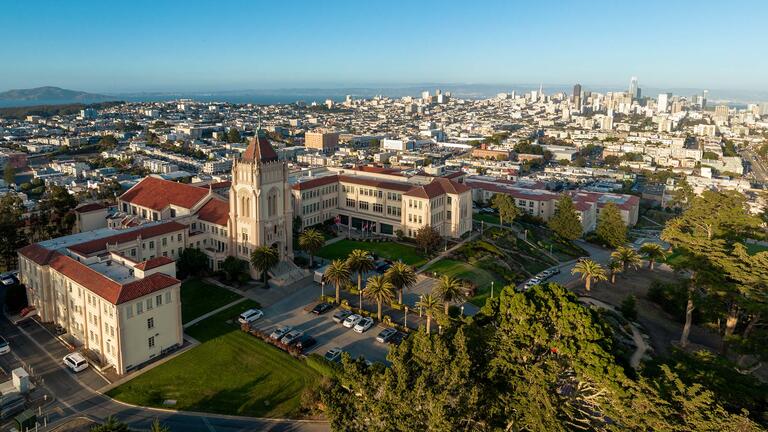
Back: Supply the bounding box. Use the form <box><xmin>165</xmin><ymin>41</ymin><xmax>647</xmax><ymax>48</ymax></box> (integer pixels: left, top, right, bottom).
<box><xmin>2</xmin><ymin>0</ymin><xmax>768</xmax><ymax>93</ymax></box>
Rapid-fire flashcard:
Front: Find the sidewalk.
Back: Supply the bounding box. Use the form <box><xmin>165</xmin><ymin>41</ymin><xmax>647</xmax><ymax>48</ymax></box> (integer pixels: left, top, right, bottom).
<box><xmin>416</xmin><ymin>232</ymin><xmax>479</xmax><ymax>273</ymax></box>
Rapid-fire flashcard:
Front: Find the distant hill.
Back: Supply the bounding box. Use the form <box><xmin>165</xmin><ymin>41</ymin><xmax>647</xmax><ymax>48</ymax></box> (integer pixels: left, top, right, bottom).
<box><xmin>0</xmin><ymin>86</ymin><xmax>112</xmax><ymax>106</ymax></box>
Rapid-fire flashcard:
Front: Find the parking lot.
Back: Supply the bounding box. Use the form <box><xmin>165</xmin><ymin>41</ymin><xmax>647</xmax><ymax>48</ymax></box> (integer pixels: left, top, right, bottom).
<box><xmin>248</xmin><ymin>279</ymin><xmax>395</xmax><ymax>364</ymax></box>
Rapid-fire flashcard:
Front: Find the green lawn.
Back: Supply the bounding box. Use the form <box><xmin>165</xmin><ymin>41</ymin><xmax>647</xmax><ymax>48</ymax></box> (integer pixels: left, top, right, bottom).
<box><xmin>473</xmin><ymin>212</ymin><xmax>500</xmax><ymax>225</ymax></box>
<box><xmin>317</xmin><ymin>239</ymin><xmax>427</xmax><ymax>267</ymax></box>
<box><xmin>425</xmin><ymin>258</ymin><xmax>507</xmax><ymax>307</ymax></box>
<box><xmin>107</xmin><ymin>301</ymin><xmax>319</xmax><ymax>418</ymax></box>
<box><xmin>180</xmin><ymin>278</ymin><xmax>242</xmax><ymax>324</ymax></box>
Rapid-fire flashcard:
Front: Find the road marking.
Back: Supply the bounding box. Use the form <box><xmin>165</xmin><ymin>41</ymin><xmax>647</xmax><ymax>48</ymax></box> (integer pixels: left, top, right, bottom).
<box><xmin>202</xmin><ymin>415</ymin><xmax>216</xmax><ymax>431</ymax></box>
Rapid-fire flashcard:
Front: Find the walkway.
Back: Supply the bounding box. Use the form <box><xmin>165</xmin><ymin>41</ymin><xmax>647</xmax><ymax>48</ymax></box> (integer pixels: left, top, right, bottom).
<box><xmin>579</xmin><ymin>296</ymin><xmax>649</xmax><ymax>369</ymax></box>
<box><xmin>416</xmin><ymin>232</ymin><xmax>479</xmax><ymax>273</ymax></box>
<box><xmin>183</xmin><ymin>297</ymin><xmax>248</xmax><ymax>329</ymax></box>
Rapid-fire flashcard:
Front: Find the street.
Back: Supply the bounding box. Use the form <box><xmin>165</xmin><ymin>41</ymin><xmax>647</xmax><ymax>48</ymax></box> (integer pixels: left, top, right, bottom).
<box><xmin>0</xmin><ymin>316</ymin><xmax>328</xmax><ymax>431</ymax></box>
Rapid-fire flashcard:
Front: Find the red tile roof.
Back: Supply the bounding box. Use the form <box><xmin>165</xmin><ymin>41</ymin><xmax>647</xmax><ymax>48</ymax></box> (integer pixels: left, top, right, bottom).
<box><xmin>242</xmin><ymin>136</ymin><xmax>278</xmax><ymax>162</ymax></box>
<box><xmin>352</xmin><ymin>165</ymin><xmax>402</xmax><ymax>175</ymax></box>
<box><xmin>68</xmin><ymin>222</ymin><xmax>187</xmax><ymax>256</ymax></box>
<box><xmin>134</xmin><ymin>256</ymin><xmax>174</xmax><ymax>271</ymax></box>
<box><xmin>18</xmin><ymin>244</ymin><xmax>58</xmax><ymax>265</ymax></box>
<box><xmin>196</xmin><ymin>198</ymin><xmax>229</xmax><ymax>226</ymax></box>
<box><xmin>49</xmin><ymin>253</ymin><xmax>179</xmax><ymax>304</ymax></box>
<box><xmin>194</xmin><ymin>181</ymin><xmax>232</xmax><ymax>190</ymax></box>
<box><xmin>75</xmin><ymin>203</ymin><xmax>107</xmax><ymax>213</ymax></box>
<box><xmin>405</xmin><ymin>178</ymin><xmax>471</xmax><ymax>199</ymax></box>
<box><xmin>291</xmin><ymin>175</ymin><xmax>339</xmax><ymax>191</ymax></box>
<box><xmin>119</xmin><ymin>177</ymin><xmax>209</xmax><ymax>211</ymax></box>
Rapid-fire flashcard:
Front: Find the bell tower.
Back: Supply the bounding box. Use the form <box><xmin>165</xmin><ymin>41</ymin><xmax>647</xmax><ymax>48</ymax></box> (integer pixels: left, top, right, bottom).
<box><xmin>229</xmin><ymin>129</ymin><xmax>294</xmax><ymax>277</ymax></box>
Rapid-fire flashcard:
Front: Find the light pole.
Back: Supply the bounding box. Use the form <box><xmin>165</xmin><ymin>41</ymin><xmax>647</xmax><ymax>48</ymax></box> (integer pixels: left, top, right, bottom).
<box><xmin>419</xmin><ymin>295</ymin><xmax>424</xmax><ymax>317</ymax></box>
<box><xmin>321</xmin><ymin>281</ymin><xmax>325</xmax><ymax>300</ymax></box>
<box><xmin>491</xmin><ymin>281</ymin><xmax>494</xmax><ymax>299</ymax></box>
<box><xmin>460</xmin><ymin>305</ymin><xmax>464</xmax><ymax>317</ymax></box>
<box><xmin>359</xmin><ymin>289</ymin><xmax>363</xmax><ymax>311</ymax></box>
<box><xmin>404</xmin><ymin>305</ymin><xmax>409</xmax><ymax>329</ymax></box>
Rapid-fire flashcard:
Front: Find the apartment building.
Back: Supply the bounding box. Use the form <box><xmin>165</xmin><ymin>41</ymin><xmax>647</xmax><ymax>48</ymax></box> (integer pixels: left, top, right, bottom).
<box><xmin>18</xmin><ymin>222</ymin><xmax>186</xmax><ymax>375</ymax></box>
<box><xmin>305</xmin><ymin>130</ymin><xmax>340</xmax><ymax>153</ymax></box>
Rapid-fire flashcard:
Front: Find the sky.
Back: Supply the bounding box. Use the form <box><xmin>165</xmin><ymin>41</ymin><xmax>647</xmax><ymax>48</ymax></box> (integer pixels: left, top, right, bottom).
<box><xmin>1</xmin><ymin>0</ymin><xmax>768</xmax><ymax>93</ymax></box>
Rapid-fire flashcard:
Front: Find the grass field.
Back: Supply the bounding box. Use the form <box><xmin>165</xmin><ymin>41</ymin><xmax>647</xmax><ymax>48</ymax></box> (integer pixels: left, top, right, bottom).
<box><xmin>425</xmin><ymin>258</ymin><xmax>507</xmax><ymax>307</ymax></box>
<box><xmin>317</xmin><ymin>239</ymin><xmax>427</xmax><ymax>267</ymax></box>
<box><xmin>107</xmin><ymin>300</ymin><xmax>318</xmax><ymax>418</ymax></box>
<box><xmin>473</xmin><ymin>212</ymin><xmax>500</xmax><ymax>225</ymax></box>
<box><xmin>180</xmin><ymin>278</ymin><xmax>242</xmax><ymax>324</ymax></box>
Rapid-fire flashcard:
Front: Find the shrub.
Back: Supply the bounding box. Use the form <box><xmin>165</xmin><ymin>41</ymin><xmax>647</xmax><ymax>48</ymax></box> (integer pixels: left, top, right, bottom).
<box><xmin>619</xmin><ymin>295</ymin><xmax>638</xmax><ymax>321</ymax></box>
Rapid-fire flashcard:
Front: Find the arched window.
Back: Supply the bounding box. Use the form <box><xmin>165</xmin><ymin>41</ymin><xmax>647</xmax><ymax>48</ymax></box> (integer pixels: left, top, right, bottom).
<box><xmin>268</xmin><ymin>188</ymin><xmax>278</xmax><ymax>217</ymax></box>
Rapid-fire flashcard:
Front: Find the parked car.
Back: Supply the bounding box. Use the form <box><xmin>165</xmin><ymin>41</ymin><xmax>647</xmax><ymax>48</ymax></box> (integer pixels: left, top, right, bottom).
<box><xmin>63</xmin><ymin>352</ymin><xmax>89</xmax><ymax>373</ymax></box>
<box><xmin>280</xmin><ymin>329</ymin><xmax>304</xmax><ymax>345</ymax></box>
<box><xmin>295</xmin><ymin>334</ymin><xmax>317</xmax><ymax>352</ymax></box>
<box><xmin>311</xmin><ymin>302</ymin><xmax>333</xmax><ymax>315</ymax></box>
<box><xmin>332</xmin><ymin>309</ymin><xmax>352</xmax><ymax>323</ymax></box>
<box><xmin>269</xmin><ymin>325</ymin><xmax>292</xmax><ymax>340</ymax></box>
<box><xmin>354</xmin><ymin>317</ymin><xmax>374</xmax><ymax>333</ymax></box>
<box><xmin>324</xmin><ymin>347</ymin><xmax>343</xmax><ymax>362</ymax></box>
<box><xmin>237</xmin><ymin>308</ymin><xmax>263</xmax><ymax>325</ymax></box>
<box><xmin>376</xmin><ymin>327</ymin><xmax>397</xmax><ymax>343</ymax></box>
<box><xmin>389</xmin><ymin>331</ymin><xmax>407</xmax><ymax>346</ymax></box>
<box><xmin>0</xmin><ymin>336</ymin><xmax>9</xmax><ymax>355</ymax></box>
<box><xmin>342</xmin><ymin>314</ymin><xmax>362</xmax><ymax>328</ymax></box>
<box><xmin>0</xmin><ymin>276</ymin><xmax>14</xmax><ymax>286</ymax></box>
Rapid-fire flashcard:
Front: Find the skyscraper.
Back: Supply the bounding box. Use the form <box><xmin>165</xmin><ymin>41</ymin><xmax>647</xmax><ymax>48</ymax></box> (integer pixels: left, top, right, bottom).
<box><xmin>572</xmin><ymin>83</ymin><xmax>582</xmax><ymax>109</ymax></box>
<box><xmin>658</xmin><ymin>93</ymin><xmax>671</xmax><ymax>113</ymax></box>
<box><xmin>628</xmin><ymin>76</ymin><xmax>639</xmax><ymax>99</ymax></box>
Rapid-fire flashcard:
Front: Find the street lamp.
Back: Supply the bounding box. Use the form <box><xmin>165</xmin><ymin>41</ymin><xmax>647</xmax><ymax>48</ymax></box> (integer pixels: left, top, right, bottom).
<box><xmin>460</xmin><ymin>305</ymin><xmax>464</xmax><ymax>317</ymax></box>
<box><xmin>438</xmin><ymin>325</ymin><xmax>442</xmax><ymax>335</ymax></box>
<box><xmin>404</xmin><ymin>305</ymin><xmax>409</xmax><ymax>328</ymax></box>
<box><xmin>491</xmin><ymin>281</ymin><xmax>494</xmax><ymax>299</ymax></box>
<box><xmin>359</xmin><ymin>289</ymin><xmax>363</xmax><ymax>311</ymax></box>
<box><xmin>321</xmin><ymin>281</ymin><xmax>325</xmax><ymax>299</ymax></box>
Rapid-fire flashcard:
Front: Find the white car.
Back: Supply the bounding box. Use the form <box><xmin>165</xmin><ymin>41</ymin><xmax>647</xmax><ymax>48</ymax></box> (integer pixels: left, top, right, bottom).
<box><xmin>353</xmin><ymin>317</ymin><xmax>374</xmax><ymax>333</ymax></box>
<box><xmin>0</xmin><ymin>336</ymin><xmax>9</xmax><ymax>355</ymax></box>
<box><xmin>342</xmin><ymin>314</ymin><xmax>362</xmax><ymax>328</ymax></box>
<box><xmin>63</xmin><ymin>352</ymin><xmax>89</xmax><ymax>373</ymax></box>
<box><xmin>269</xmin><ymin>325</ymin><xmax>292</xmax><ymax>340</ymax></box>
<box><xmin>237</xmin><ymin>308</ymin><xmax>263</xmax><ymax>325</ymax></box>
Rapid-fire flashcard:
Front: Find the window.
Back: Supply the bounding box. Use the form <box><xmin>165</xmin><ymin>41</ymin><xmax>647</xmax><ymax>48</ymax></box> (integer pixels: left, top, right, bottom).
<box><xmin>165</xmin><ymin>291</ymin><xmax>171</xmax><ymax>303</ymax></box>
<box><xmin>373</xmin><ymin>203</ymin><xmax>383</xmax><ymax>213</ymax></box>
<box><xmin>136</xmin><ymin>302</ymin><xmax>143</xmax><ymax>315</ymax></box>
<box><xmin>170</xmin><ymin>209</ymin><xmax>176</xmax><ymax>217</ymax></box>
<box><xmin>156</xmin><ymin>294</ymin><xmax>162</xmax><ymax>307</ymax></box>
<box><xmin>149</xmin><ymin>241</ymin><xmax>155</xmax><ymax>249</ymax></box>
<box><xmin>162</xmin><ymin>238</ymin><xmax>167</xmax><ymax>246</ymax></box>
<box><xmin>147</xmin><ymin>318</ymin><xmax>154</xmax><ymax>329</ymax></box>
<box><xmin>148</xmin><ymin>336</ymin><xmax>155</xmax><ymax>348</ymax></box>
<box><xmin>346</xmin><ymin>198</ymin><xmax>356</xmax><ymax>208</ymax></box>
<box><xmin>359</xmin><ymin>201</ymin><xmax>369</xmax><ymax>211</ymax></box>
<box><xmin>146</xmin><ymin>298</ymin><xmax>153</xmax><ymax>310</ymax></box>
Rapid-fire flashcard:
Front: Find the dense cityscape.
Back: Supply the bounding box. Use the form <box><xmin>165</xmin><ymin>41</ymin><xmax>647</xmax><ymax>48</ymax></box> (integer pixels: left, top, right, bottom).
<box><xmin>2</xmin><ymin>1</ymin><xmax>768</xmax><ymax>431</ymax></box>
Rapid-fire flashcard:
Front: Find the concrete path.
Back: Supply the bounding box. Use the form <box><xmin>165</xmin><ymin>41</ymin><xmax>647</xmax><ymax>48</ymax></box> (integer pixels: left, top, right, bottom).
<box><xmin>183</xmin><ymin>297</ymin><xmax>248</xmax><ymax>329</ymax></box>
<box><xmin>416</xmin><ymin>233</ymin><xmax>479</xmax><ymax>273</ymax></box>
<box><xmin>579</xmin><ymin>296</ymin><xmax>649</xmax><ymax>369</ymax></box>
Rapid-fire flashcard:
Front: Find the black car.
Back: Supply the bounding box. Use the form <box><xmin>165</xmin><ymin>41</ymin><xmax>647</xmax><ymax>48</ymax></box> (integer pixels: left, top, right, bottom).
<box><xmin>311</xmin><ymin>302</ymin><xmax>333</xmax><ymax>315</ymax></box>
<box><xmin>389</xmin><ymin>331</ymin><xmax>408</xmax><ymax>346</ymax></box>
<box><xmin>295</xmin><ymin>334</ymin><xmax>317</xmax><ymax>352</ymax></box>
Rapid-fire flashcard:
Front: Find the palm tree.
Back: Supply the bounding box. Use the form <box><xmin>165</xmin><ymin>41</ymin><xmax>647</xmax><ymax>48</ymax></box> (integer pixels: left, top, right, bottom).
<box><xmin>346</xmin><ymin>249</ymin><xmax>374</xmax><ymax>292</ymax></box>
<box><xmin>611</xmin><ymin>246</ymin><xmax>642</xmax><ymax>273</ymax></box>
<box><xmin>384</xmin><ymin>261</ymin><xmax>417</xmax><ymax>304</ymax></box>
<box><xmin>435</xmin><ymin>275</ymin><xmax>467</xmax><ymax>315</ymax></box>
<box><xmin>608</xmin><ymin>259</ymin><xmax>622</xmax><ymax>284</ymax></box>
<box><xmin>571</xmin><ymin>259</ymin><xmax>607</xmax><ymax>292</ymax></box>
<box><xmin>639</xmin><ymin>242</ymin><xmax>666</xmax><ymax>270</ymax></box>
<box><xmin>324</xmin><ymin>259</ymin><xmax>351</xmax><ymax>303</ymax></box>
<box><xmin>298</xmin><ymin>228</ymin><xmax>325</xmax><ymax>267</ymax></box>
<box><xmin>250</xmin><ymin>245</ymin><xmax>279</xmax><ymax>284</ymax></box>
<box><xmin>150</xmin><ymin>419</ymin><xmax>171</xmax><ymax>432</ymax></box>
<box><xmin>363</xmin><ymin>275</ymin><xmax>395</xmax><ymax>320</ymax></box>
<box><xmin>416</xmin><ymin>293</ymin><xmax>441</xmax><ymax>334</ymax></box>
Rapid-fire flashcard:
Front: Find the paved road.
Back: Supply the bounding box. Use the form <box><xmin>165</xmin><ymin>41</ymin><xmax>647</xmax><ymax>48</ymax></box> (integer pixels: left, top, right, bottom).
<box><xmin>0</xmin><ymin>317</ymin><xmax>328</xmax><ymax>432</ymax></box>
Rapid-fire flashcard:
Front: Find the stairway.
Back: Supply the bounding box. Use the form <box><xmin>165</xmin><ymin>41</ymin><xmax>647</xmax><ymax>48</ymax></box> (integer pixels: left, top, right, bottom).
<box><xmin>268</xmin><ymin>259</ymin><xmax>310</xmax><ymax>287</ymax></box>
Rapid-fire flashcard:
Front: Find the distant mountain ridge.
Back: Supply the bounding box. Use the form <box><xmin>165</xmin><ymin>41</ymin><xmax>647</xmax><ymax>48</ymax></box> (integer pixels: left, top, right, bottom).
<box><xmin>0</xmin><ymin>86</ymin><xmax>111</xmax><ymax>103</ymax></box>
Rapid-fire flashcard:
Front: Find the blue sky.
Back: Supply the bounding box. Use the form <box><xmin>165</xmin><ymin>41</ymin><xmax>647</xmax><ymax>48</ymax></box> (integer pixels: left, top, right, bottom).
<box><xmin>1</xmin><ymin>0</ymin><xmax>767</xmax><ymax>93</ymax></box>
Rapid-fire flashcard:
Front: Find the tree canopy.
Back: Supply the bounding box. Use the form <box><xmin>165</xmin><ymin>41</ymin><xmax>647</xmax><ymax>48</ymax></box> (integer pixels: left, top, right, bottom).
<box><xmin>321</xmin><ymin>283</ymin><xmax>761</xmax><ymax>431</ymax></box>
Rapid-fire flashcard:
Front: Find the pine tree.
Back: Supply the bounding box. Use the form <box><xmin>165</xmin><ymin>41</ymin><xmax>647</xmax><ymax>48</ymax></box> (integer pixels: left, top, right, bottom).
<box><xmin>596</xmin><ymin>202</ymin><xmax>627</xmax><ymax>248</ymax></box>
<box><xmin>548</xmin><ymin>195</ymin><xmax>583</xmax><ymax>240</ymax></box>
